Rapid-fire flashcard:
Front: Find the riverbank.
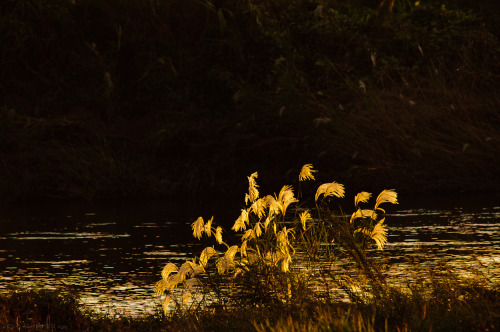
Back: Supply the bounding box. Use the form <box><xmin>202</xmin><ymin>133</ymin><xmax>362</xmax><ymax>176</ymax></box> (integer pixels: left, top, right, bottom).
<box><xmin>1</xmin><ymin>0</ymin><xmax>499</xmax><ymax>201</ymax></box>
<box><xmin>1</xmin><ymin>273</ymin><xmax>498</xmax><ymax>331</ymax></box>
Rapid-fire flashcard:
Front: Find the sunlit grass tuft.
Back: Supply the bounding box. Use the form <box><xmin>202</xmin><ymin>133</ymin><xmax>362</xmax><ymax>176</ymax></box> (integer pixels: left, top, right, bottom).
<box><xmin>155</xmin><ymin>164</ymin><xmax>399</xmax><ymax>314</ymax></box>
<box><xmin>315</xmin><ymin>181</ymin><xmax>345</xmax><ymax>202</ymax></box>
<box><xmin>150</xmin><ymin>164</ymin><xmax>498</xmax><ymax>331</ymax></box>
<box><xmin>299</xmin><ymin>164</ymin><xmax>317</xmax><ymax>182</ymax></box>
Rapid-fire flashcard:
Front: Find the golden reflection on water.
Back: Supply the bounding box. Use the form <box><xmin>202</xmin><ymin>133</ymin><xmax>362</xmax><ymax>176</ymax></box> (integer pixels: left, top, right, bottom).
<box><xmin>0</xmin><ymin>202</ymin><xmax>498</xmax><ymax>316</ymax></box>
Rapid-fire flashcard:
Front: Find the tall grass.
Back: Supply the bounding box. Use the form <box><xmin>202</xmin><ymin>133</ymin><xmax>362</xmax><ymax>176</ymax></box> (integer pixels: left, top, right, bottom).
<box><xmin>154</xmin><ymin>165</ymin><xmax>399</xmax><ymax>313</ymax></box>
<box><xmin>151</xmin><ymin>166</ymin><xmax>499</xmax><ymax>331</ymax></box>
<box><xmin>0</xmin><ymin>288</ymin><xmax>90</xmax><ymax>331</ymax></box>
<box><xmin>2</xmin><ymin>277</ymin><xmax>497</xmax><ymax>331</ymax></box>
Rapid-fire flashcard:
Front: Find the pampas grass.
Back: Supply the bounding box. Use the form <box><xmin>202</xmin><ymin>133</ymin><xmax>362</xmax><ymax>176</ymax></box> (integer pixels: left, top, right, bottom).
<box><xmin>299</xmin><ymin>164</ymin><xmax>317</xmax><ymax>182</ymax></box>
<box><xmin>155</xmin><ymin>164</ymin><xmax>398</xmax><ymax>314</ymax></box>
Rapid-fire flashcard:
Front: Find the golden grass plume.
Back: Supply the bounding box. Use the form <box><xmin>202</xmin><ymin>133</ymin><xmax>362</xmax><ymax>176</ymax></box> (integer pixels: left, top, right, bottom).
<box><xmin>299</xmin><ymin>164</ymin><xmax>317</xmax><ymax>181</ymax></box>
<box><xmin>315</xmin><ymin>182</ymin><xmax>345</xmax><ymax>202</ymax></box>
<box><xmin>299</xmin><ymin>210</ymin><xmax>312</xmax><ymax>230</ymax></box>
<box><xmin>354</xmin><ymin>191</ymin><xmax>372</xmax><ymax>207</ymax></box>
<box><xmin>374</xmin><ymin>189</ymin><xmax>398</xmax><ymax>212</ymax></box>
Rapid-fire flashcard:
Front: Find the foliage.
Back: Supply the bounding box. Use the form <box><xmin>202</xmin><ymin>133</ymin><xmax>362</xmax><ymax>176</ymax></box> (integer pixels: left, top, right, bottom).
<box><xmin>1</xmin><ymin>0</ymin><xmax>499</xmax><ymax>200</ymax></box>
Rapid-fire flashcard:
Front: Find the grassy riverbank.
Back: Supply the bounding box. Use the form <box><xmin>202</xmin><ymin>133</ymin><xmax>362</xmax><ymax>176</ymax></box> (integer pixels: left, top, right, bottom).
<box><xmin>1</xmin><ymin>0</ymin><xmax>500</xmax><ymax>200</ymax></box>
<box><xmin>4</xmin><ymin>169</ymin><xmax>498</xmax><ymax>331</ymax></box>
<box><xmin>1</xmin><ymin>273</ymin><xmax>498</xmax><ymax>331</ymax></box>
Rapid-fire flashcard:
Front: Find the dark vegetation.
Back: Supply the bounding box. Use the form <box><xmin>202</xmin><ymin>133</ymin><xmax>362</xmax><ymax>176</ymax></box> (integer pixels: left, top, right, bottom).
<box><xmin>1</xmin><ymin>0</ymin><xmax>499</xmax><ymax>201</ymax></box>
<box><xmin>1</xmin><ymin>265</ymin><xmax>498</xmax><ymax>331</ymax></box>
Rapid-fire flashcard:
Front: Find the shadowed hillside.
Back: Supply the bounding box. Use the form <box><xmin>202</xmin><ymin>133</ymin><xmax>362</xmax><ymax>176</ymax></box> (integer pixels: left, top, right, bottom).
<box><xmin>1</xmin><ymin>0</ymin><xmax>499</xmax><ymax>200</ymax></box>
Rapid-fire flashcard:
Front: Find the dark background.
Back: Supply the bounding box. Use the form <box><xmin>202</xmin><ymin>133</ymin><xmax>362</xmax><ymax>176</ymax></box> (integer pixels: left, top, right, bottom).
<box><xmin>1</xmin><ymin>0</ymin><xmax>499</xmax><ymax>201</ymax></box>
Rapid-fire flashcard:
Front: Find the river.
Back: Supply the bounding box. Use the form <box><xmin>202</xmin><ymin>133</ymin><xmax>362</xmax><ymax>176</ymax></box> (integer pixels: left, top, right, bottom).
<box><xmin>0</xmin><ymin>193</ymin><xmax>498</xmax><ymax>316</ymax></box>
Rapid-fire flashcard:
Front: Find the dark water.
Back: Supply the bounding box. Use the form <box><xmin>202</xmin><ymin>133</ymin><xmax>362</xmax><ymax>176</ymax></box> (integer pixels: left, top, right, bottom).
<box><xmin>0</xmin><ymin>194</ymin><xmax>498</xmax><ymax>316</ymax></box>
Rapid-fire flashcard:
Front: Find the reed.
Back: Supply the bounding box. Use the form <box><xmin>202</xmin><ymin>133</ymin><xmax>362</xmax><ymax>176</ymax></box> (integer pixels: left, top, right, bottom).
<box><xmin>155</xmin><ymin>164</ymin><xmax>399</xmax><ymax>314</ymax></box>
<box><xmin>150</xmin><ymin>165</ymin><xmax>499</xmax><ymax>331</ymax></box>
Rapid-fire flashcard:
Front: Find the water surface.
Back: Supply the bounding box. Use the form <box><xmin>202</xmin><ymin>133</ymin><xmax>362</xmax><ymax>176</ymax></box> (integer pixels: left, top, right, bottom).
<box><xmin>0</xmin><ymin>194</ymin><xmax>498</xmax><ymax>316</ymax></box>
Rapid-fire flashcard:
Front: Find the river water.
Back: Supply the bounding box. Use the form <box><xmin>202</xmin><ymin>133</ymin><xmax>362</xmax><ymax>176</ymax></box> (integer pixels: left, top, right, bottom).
<box><xmin>0</xmin><ymin>194</ymin><xmax>498</xmax><ymax>316</ymax></box>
